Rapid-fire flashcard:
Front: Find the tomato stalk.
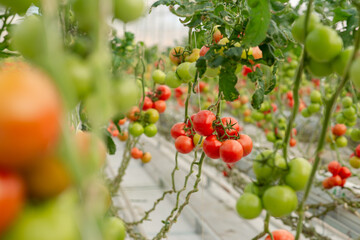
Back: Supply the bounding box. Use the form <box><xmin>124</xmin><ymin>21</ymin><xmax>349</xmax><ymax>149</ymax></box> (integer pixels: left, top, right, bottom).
<box><xmin>282</xmin><ymin>0</ymin><xmax>314</xmax><ymax>162</ymax></box>
<box><xmin>251</xmin><ymin>213</ymin><xmax>273</xmax><ymax>240</ymax></box>
<box><xmin>184</xmin><ymin>82</ymin><xmax>193</xmax><ymax>122</ymax></box>
<box><xmin>294</xmin><ymin>6</ymin><xmax>360</xmax><ymax>239</ymax></box>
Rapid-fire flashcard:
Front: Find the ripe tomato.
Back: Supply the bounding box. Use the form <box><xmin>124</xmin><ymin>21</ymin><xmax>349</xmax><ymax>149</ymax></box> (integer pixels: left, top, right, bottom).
<box><xmin>262</xmin><ymin>185</ymin><xmax>298</xmax><ymax>217</ymax></box>
<box><xmin>169</xmin><ymin>46</ymin><xmax>185</xmax><ymax>65</ymax></box>
<box><xmin>0</xmin><ymin>64</ymin><xmax>62</xmax><ymax>169</ymax></box>
<box><xmin>175</xmin><ymin>136</ymin><xmax>194</xmax><ymax>154</ymax></box>
<box><xmin>284</xmin><ymin>158</ymin><xmax>312</xmax><ymax>191</ymax></box>
<box><xmin>328</xmin><ymin>161</ymin><xmax>341</xmax><ymax>175</ymax></box>
<box><xmin>142</xmin><ymin>97</ymin><xmax>153</xmax><ymax>110</ymax></box>
<box><xmin>236</xmin><ymin>193</ymin><xmax>262</xmax><ymax>219</ymax></box>
<box><xmin>141</xmin><ymin>152</ymin><xmax>152</xmax><ymax>163</ymax></box>
<box><xmin>356</xmin><ymin>145</ymin><xmax>360</xmax><ymax>157</ymax></box>
<box><xmin>265</xmin><ymin>230</ymin><xmax>294</xmax><ymax>240</ymax></box>
<box><xmin>332</xmin><ymin>124</ymin><xmax>347</xmax><ymax>136</ymax></box>
<box><xmin>213</xmin><ymin>29</ymin><xmax>223</xmax><ymax>43</ymax></box>
<box><xmin>127</xmin><ymin>106</ymin><xmax>140</xmax><ymax>121</ymax></box>
<box><xmin>322</xmin><ymin>177</ymin><xmax>333</xmax><ymax>189</ymax></box>
<box><xmin>144</xmin><ymin>124</ymin><xmax>157</xmax><ymax>137</ymax></box>
<box><xmin>338</xmin><ymin>166</ymin><xmax>351</xmax><ymax>179</ymax></box>
<box><xmin>328</xmin><ymin>175</ymin><xmax>342</xmax><ymax>187</ymax></box>
<box><xmin>203</xmin><ymin>135</ymin><xmax>222</xmax><ymax>159</ymax></box>
<box><xmin>153</xmin><ymin>100</ymin><xmax>166</xmax><ymax>113</ymax></box>
<box><xmin>129</xmin><ymin>122</ymin><xmax>144</xmax><ymax>137</ymax></box>
<box><xmin>0</xmin><ymin>170</ymin><xmax>25</xmax><ymax>234</ymax></box>
<box><xmin>289</xmin><ymin>138</ymin><xmax>296</xmax><ymax>147</ymax></box>
<box><xmin>219</xmin><ymin>140</ymin><xmax>243</xmax><ymax>163</ymax></box>
<box><xmin>113</xmin><ymin>0</ymin><xmax>145</xmax><ymax>23</ymax></box>
<box><xmin>117</xmin><ymin>131</ymin><xmax>129</xmax><ymax>141</ymax></box>
<box><xmin>156</xmin><ymin>85</ymin><xmax>171</xmax><ymax>101</ymax></box>
<box><xmin>192</xmin><ymin>110</ymin><xmax>216</xmax><ymax>136</ymax></box>
<box><xmin>118</xmin><ymin>117</ymin><xmax>127</xmax><ymax>125</ymax></box>
<box><xmin>171</xmin><ymin>122</ymin><xmax>187</xmax><ymax>139</ymax></box>
<box><xmin>237</xmin><ymin>134</ymin><xmax>253</xmax><ymax>157</ymax></box>
<box><xmin>199</xmin><ymin>45</ymin><xmax>210</xmax><ymax>56</ymax></box>
<box><xmin>131</xmin><ymin>147</ymin><xmax>143</xmax><ymax>159</ymax></box>
<box><xmin>215</xmin><ymin>117</ymin><xmax>240</xmax><ymax>138</ymax></box>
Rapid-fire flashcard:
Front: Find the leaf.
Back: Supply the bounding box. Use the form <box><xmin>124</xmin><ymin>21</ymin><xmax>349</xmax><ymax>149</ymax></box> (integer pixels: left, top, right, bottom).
<box><xmin>219</xmin><ymin>64</ymin><xmax>239</xmax><ymax>101</ymax></box>
<box><xmin>196</xmin><ymin>57</ymin><xmax>207</xmax><ymax>78</ymax></box>
<box><xmin>251</xmin><ymin>88</ymin><xmax>265</xmax><ymax>110</ymax></box>
<box><xmin>185</xmin><ymin>14</ymin><xmax>202</xmax><ymax>28</ymax></box>
<box><xmin>224</xmin><ymin>47</ymin><xmax>243</xmax><ymax>60</ymax></box>
<box><xmin>333</xmin><ymin>7</ymin><xmax>356</xmax><ymax>24</ymax></box>
<box><xmin>208</xmin><ymin>55</ymin><xmax>224</xmax><ymax>68</ymax></box>
<box><xmin>106</xmin><ymin>134</ymin><xmax>116</xmax><ymax>155</ymax></box>
<box><xmin>242</xmin><ymin>0</ymin><xmax>271</xmax><ymax>47</ymax></box>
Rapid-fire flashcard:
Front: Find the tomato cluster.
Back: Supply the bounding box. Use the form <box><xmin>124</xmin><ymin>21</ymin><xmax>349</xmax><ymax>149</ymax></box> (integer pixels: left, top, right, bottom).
<box><xmin>323</xmin><ymin>161</ymin><xmax>352</xmax><ymax>189</ymax></box>
<box><xmin>301</xmin><ymin>90</ymin><xmax>322</xmax><ymax>117</ymax></box>
<box><xmin>327</xmin><ymin>123</ymin><xmax>348</xmax><ymax>148</ymax></box>
<box><xmin>335</xmin><ymin>96</ymin><xmax>357</xmax><ymax>127</ymax></box>
<box><xmin>131</xmin><ymin>147</ymin><xmax>152</xmax><ymax>163</ymax></box>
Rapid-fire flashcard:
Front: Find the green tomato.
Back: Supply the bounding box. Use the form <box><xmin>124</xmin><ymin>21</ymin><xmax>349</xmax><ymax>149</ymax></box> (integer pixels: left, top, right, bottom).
<box><xmin>291</xmin><ymin>14</ymin><xmax>320</xmax><ymax>43</ymax></box>
<box><xmin>336</xmin><ymin>113</ymin><xmax>346</xmax><ymax>124</ymax></box>
<box><xmin>284</xmin><ymin>158</ymin><xmax>312</xmax><ymax>191</ymax></box>
<box><xmin>349</xmin><ymin>156</ymin><xmax>360</xmax><ymax>169</ymax></box>
<box><xmin>188</xmin><ymin>62</ymin><xmax>197</xmax><ymax>78</ymax></box>
<box><xmin>262</xmin><ymin>185</ymin><xmax>298</xmax><ymax>217</ymax></box>
<box><xmin>331</xmin><ymin>47</ymin><xmax>354</xmax><ymax>76</ymax></box>
<box><xmin>260</xmin><ymin>101</ymin><xmax>271</xmax><ymax>112</ymax></box>
<box><xmin>253</xmin><ymin>150</ymin><xmax>286</xmax><ymax>183</ymax></box>
<box><xmin>310</xmin><ymin>90</ymin><xmax>322</xmax><ymax>104</ymax></box>
<box><xmin>152</xmin><ymin>70</ymin><xmax>166</xmax><ymax>84</ymax></box>
<box><xmin>307</xmin><ymin>103</ymin><xmax>321</xmax><ymax>114</ymax></box>
<box><xmin>346</xmin><ymin>119</ymin><xmax>357</xmax><ymax>127</ymax></box>
<box><xmin>305</xmin><ymin>25</ymin><xmax>343</xmax><ymax>62</ymax></box>
<box><xmin>145</xmin><ymin>109</ymin><xmax>159</xmax><ymax>123</ymax></box>
<box><xmin>236</xmin><ymin>193</ymin><xmax>263</xmax><ymax>219</ymax></box>
<box><xmin>343</xmin><ymin>107</ymin><xmax>356</xmax><ymax>119</ymax></box>
<box><xmin>350</xmin><ymin>129</ymin><xmax>360</xmax><ymax>141</ymax></box>
<box><xmin>335</xmin><ymin>136</ymin><xmax>348</xmax><ymax>148</ymax></box>
<box><xmin>112</xmin><ymin>79</ymin><xmax>140</xmax><ymax>113</ymax></box>
<box><xmin>66</xmin><ymin>56</ymin><xmax>93</xmax><ymax>99</ymax></box>
<box><xmin>350</xmin><ymin>57</ymin><xmax>360</xmax><ymax>89</ymax></box>
<box><xmin>165</xmin><ymin>71</ymin><xmax>182</xmax><ymax>88</ymax></box>
<box><xmin>103</xmin><ymin>217</ymin><xmax>126</xmax><ymax>240</ymax></box>
<box><xmin>144</xmin><ymin>124</ymin><xmax>157</xmax><ymax>137</ymax></box>
<box><xmin>265</xmin><ymin>113</ymin><xmax>272</xmax><ymax>121</ymax></box>
<box><xmin>113</xmin><ymin>0</ymin><xmax>145</xmax><ymax>23</ymax></box>
<box><xmin>244</xmin><ymin>183</ymin><xmax>268</xmax><ymax>197</ymax></box>
<box><xmin>251</xmin><ymin>111</ymin><xmax>265</xmax><ymax>121</ymax></box>
<box><xmin>307</xmin><ymin>58</ymin><xmax>333</xmax><ymax>77</ymax></box>
<box><xmin>129</xmin><ymin>122</ymin><xmax>144</xmax><ymax>137</ymax></box>
<box><xmin>342</xmin><ymin>96</ymin><xmax>353</xmax><ymax>108</ymax></box>
<box><xmin>176</xmin><ymin>62</ymin><xmax>193</xmax><ymax>83</ymax></box>
<box><xmin>73</xmin><ymin>0</ymin><xmax>98</xmax><ymax>32</ymax></box>
<box><xmin>266</xmin><ymin>132</ymin><xmax>277</xmax><ymax>143</ymax></box>
<box><xmin>301</xmin><ymin>108</ymin><xmax>311</xmax><ymax>118</ymax></box>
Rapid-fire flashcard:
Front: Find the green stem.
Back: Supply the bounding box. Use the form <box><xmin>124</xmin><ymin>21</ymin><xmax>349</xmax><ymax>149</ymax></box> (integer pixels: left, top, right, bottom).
<box><xmin>295</xmin><ymin>8</ymin><xmax>360</xmax><ymax>240</ymax></box>
<box><xmin>184</xmin><ymin>82</ymin><xmax>193</xmax><ymax>122</ymax></box>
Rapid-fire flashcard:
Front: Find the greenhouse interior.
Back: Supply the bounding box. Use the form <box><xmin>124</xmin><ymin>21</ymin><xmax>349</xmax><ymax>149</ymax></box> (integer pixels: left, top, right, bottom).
<box><xmin>0</xmin><ymin>0</ymin><xmax>360</xmax><ymax>239</ymax></box>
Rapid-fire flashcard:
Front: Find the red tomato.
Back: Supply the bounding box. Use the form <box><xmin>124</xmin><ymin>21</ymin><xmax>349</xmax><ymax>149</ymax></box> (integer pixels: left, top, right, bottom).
<box><xmin>338</xmin><ymin>166</ymin><xmax>351</xmax><ymax>179</ymax></box>
<box><xmin>203</xmin><ymin>135</ymin><xmax>222</xmax><ymax>159</ymax></box>
<box><xmin>175</xmin><ymin>136</ymin><xmax>194</xmax><ymax>154</ymax></box>
<box><xmin>219</xmin><ymin>140</ymin><xmax>243</xmax><ymax>163</ymax></box>
<box><xmin>356</xmin><ymin>144</ymin><xmax>360</xmax><ymax>157</ymax></box>
<box><xmin>0</xmin><ymin>170</ymin><xmax>25</xmax><ymax>234</ymax></box>
<box><xmin>328</xmin><ymin>161</ymin><xmax>341</xmax><ymax>175</ymax></box>
<box><xmin>271</xmin><ymin>103</ymin><xmax>278</xmax><ymax>112</ymax></box>
<box><xmin>237</xmin><ymin>134</ymin><xmax>253</xmax><ymax>157</ymax></box>
<box><xmin>186</xmin><ymin>114</ymin><xmax>196</xmax><ymax>128</ymax></box>
<box><xmin>200</xmin><ymin>45</ymin><xmax>210</xmax><ymax>56</ymax></box>
<box><xmin>213</xmin><ymin>30</ymin><xmax>223</xmax><ymax>43</ymax></box>
<box><xmin>156</xmin><ymin>85</ymin><xmax>171</xmax><ymax>101</ymax></box>
<box><xmin>340</xmin><ymin>178</ymin><xmax>347</xmax><ymax>187</ymax></box>
<box><xmin>215</xmin><ymin>117</ymin><xmax>240</xmax><ymax>138</ymax></box>
<box><xmin>127</xmin><ymin>106</ymin><xmax>140</xmax><ymax>121</ymax></box>
<box><xmin>322</xmin><ymin>178</ymin><xmax>333</xmax><ymax>189</ymax></box>
<box><xmin>142</xmin><ymin>97</ymin><xmax>153</xmax><ymax>110</ymax></box>
<box><xmin>154</xmin><ymin>100</ymin><xmax>166</xmax><ymax>113</ymax></box>
<box><xmin>118</xmin><ymin>117</ymin><xmax>127</xmax><ymax>125</ymax></box>
<box><xmin>286</xmin><ymin>91</ymin><xmax>293</xmax><ymax>99</ymax></box>
<box><xmin>332</xmin><ymin>124</ymin><xmax>347</xmax><ymax>136</ymax></box>
<box><xmin>170</xmin><ymin>122</ymin><xmax>187</xmax><ymax>139</ymax></box>
<box><xmin>289</xmin><ymin>138</ymin><xmax>296</xmax><ymax>147</ymax></box>
<box><xmin>242</xmin><ymin>66</ymin><xmax>252</xmax><ymax>76</ymax></box>
<box><xmin>193</xmin><ymin>110</ymin><xmax>216</xmax><ymax>136</ymax></box>
<box><xmin>265</xmin><ymin>230</ymin><xmax>294</xmax><ymax>240</ymax></box>
<box><xmin>175</xmin><ymin>87</ymin><xmax>184</xmax><ymax>98</ymax></box>
<box><xmin>328</xmin><ymin>175</ymin><xmax>342</xmax><ymax>187</ymax></box>
<box><xmin>131</xmin><ymin>147</ymin><xmax>143</xmax><ymax>159</ymax></box>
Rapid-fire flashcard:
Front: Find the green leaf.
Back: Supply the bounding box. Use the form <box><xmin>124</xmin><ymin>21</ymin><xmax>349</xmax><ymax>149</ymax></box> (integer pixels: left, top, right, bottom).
<box><xmin>106</xmin><ymin>134</ymin><xmax>116</xmax><ymax>155</ymax></box>
<box><xmin>251</xmin><ymin>88</ymin><xmax>265</xmax><ymax>110</ymax></box>
<box><xmin>224</xmin><ymin>47</ymin><xmax>243</xmax><ymax>60</ymax></box>
<box><xmin>219</xmin><ymin>64</ymin><xmax>239</xmax><ymax>101</ymax></box>
<box><xmin>196</xmin><ymin>57</ymin><xmax>207</xmax><ymax>78</ymax></box>
<box><xmin>242</xmin><ymin>0</ymin><xmax>271</xmax><ymax>47</ymax></box>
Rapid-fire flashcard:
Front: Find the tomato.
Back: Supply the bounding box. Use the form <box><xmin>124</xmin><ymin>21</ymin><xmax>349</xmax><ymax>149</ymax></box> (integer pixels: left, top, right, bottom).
<box><xmin>350</xmin><ymin>57</ymin><xmax>360</xmax><ymax>89</ymax></box>
<box><xmin>193</xmin><ymin>110</ymin><xmax>216</xmax><ymax>136</ymax></box>
<box><xmin>129</xmin><ymin>122</ymin><xmax>144</xmax><ymax>137</ymax></box>
<box><xmin>328</xmin><ymin>161</ymin><xmax>341</xmax><ymax>175</ymax></box>
<box><xmin>113</xmin><ymin>0</ymin><xmax>145</xmax><ymax>23</ymax></box>
<box><xmin>252</xmin><ymin>46</ymin><xmax>263</xmax><ymax>59</ymax></box>
<box><xmin>237</xmin><ymin>134</ymin><xmax>253</xmax><ymax>157</ymax></box>
<box><xmin>118</xmin><ymin>117</ymin><xmax>127</xmax><ymax>125</ymax></box>
<box><xmin>349</xmin><ymin>156</ymin><xmax>360</xmax><ymax>169</ymax></box>
<box><xmin>192</xmin><ymin>134</ymin><xmax>204</xmax><ymax>147</ymax></box>
<box><xmin>236</xmin><ymin>193</ymin><xmax>262</xmax><ymax>219</ymax></box>
<box><xmin>219</xmin><ymin>140</ymin><xmax>243</xmax><ymax>163</ymax></box>
<box><xmin>145</xmin><ymin>109</ymin><xmax>159</xmax><ymax>124</ymax></box>
<box><xmin>328</xmin><ymin>175</ymin><xmax>342</xmax><ymax>186</ymax></box>
<box><xmin>251</xmin><ymin>111</ymin><xmax>265</xmax><ymax>121</ymax></box>
<box><xmin>338</xmin><ymin>166</ymin><xmax>351</xmax><ymax>179</ymax></box>
<box><xmin>169</xmin><ymin>46</ymin><xmax>185</xmax><ymax>65</ymax></box>
<box><xmin>103</xmin><ymin>217</ymin><xmax>126</xmax><ymax>240</ymax></box>
<box><xmin>153</xmin><ymin>100</ymin><xmax>166</xmax><ymax>113</ymax></box>
<box><xmin>0</xmin><ymin>63</ymin><xmax>62</xmax><ymax>169</ymax></box>
<box><xmin>156</xmin><ymin>85</ymin><xmax>171</xmax><ymax>101</ymax></box>
<box><xmin>307</xmin><ymin>58</ymin><xmax>333</xmax><ymax>77</ymax></box>
<box><xmin>265</xmin><ymin>230</ymin><xmax>294</xmax><ymax>240</ymax></box>
<box><xmin>165</xmin><ymin>71</ymin><xmax>182</xmax><ymax>88</ymax></box>
<box><xmin>253</xmin><ymin>150</ymin><xmax>286</xmax><ymax>183</ymax></box>
<box><xmin>23</xmin><ymin>155</ymin><xmax>71</xmax><ymax>200</ymax></box>
<box><xmin>131</xmin><ymin>147</ymin><xmax>143</xmax><ymax>159</ymax></box>
<box><xmin>199</xmin><ymin>45</ymin><xmax>210</xmax><ymax>57</ymax></box>
<box><xmin>152</xmin><ymin>70</ymin><xmax>166</xmax><ymax>84</ymax></box>
<box><xmin>118</xmin><ymin>131</ymin><xmax>129</xmax><ymax>141</ymax></box>
<box><xmin>262</xmin><ymin>185</ymin><xmax>298</xmax><ymax>217</ymax></box>
<box><xmin>175</xmin><ymin>136</ymin><xmax>194</xmax><ymax>154</ymax></box>
<box><xmin>343</xmin><ymin>106</ymin><xmax>356</xmax><ymax>119</ymax></box>
<box><xmin>142</xmin><ymin>97</ymin><xmax>153</xmax><ymax>111</ymax></box>
<box><xmin>127</xmin><ymin>106</ymin><xmax>140</xmax><ymax>121</ymax></box>
<box><xmin>291</xmin><ymin>13</ymin><xmax>320</xmax><ymax>43</ymax></box>
<box><xmin>112</xmin><ymin>79</ymin><xmax>139</xmax><ymax>113</ymax></box>
<box><xmin>144</xmin><ymin>124</ymin><xmax>157</xmax><ymax>137</ymax></box>
<box><xmin>356</xmin><ymin>145</ymin><xmax>360</xmax><ymax>157</ymax></box>
<box><xmin>332</xmin><ymin>124</ymin><xmax>346</xmax><ymax>136</ymax></box>
<box><xmin>141</xmin><ymin>152</ymin><xmax>152</xmax><ymax>163</ymax></box>
<box><xmin>171</xmin><ymin>122</ymin><xmax>187</xmax><ymax>139</ymax></box>
<box><xmin>342</xmin><ymin>96</ymin><xmax>353</xmax><ymax>108</ymax></box>
<box><xmin>322</xmin><ymin>177</ymin><xmax>333</xmax><ymax>189</ymax></box>
<box><xmin>284</xmin><ymin>158</ymin><xmax>312</xmax><ymax>191</ymax></box>
<box><xmin>185</xmin><ymin>48</ymin><xmax>200</xmax><ymax>62</ymax></box>
<box><xmin>310</xmin><ymin>90</ymin><xmax>322</xmax><ymax>103</ymax></box>
<box><xmin>305</xmin><ymin>25</ymin><xmax>343</xmax><ymax>62</ymax></box>
<box><xmin>203</xmin><ymin>135</ymin><xmax>222</xmax><ymax>159</ymax></box>
<box><xmin>335</xmin><ymin>136</ymin><xmax>347</xmax><ymax>148</ymax></box>
<box><xmin>307</xmin><ymin>103</ymin><xmax>320</xmax><ymax>114</ymax></box>
<box><xmin>176</xmin><ymin>62</ymin><xmax>194</xmax><ymax>83</ymax></box>
<box><xmin>213</xmin><ymin>29</ymin><xmax>223</xmax><ymax>43</ymax></box>
<box><xmin>331</xmin><ymin>47</ymin><xmax>354</xmax><ymax>76</ymax></box>
<box><xmin>215</xmin><ymin>117</ymin><xmax>240</xmax><ymax>138</ymax></box>
<box><xmin>289</xmin><ymin>138</ymin><xmax>296</xmax><ymax>147</ymax></box>
<box><xmin>0</xmin><ymin>171</ymin><xmax>25</xmax><ymax>234</ymax></box>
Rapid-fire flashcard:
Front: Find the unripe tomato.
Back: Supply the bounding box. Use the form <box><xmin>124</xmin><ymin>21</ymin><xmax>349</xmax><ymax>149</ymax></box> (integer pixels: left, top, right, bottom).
<box><xmin>185</xmin><ymin>48</ymin><xmax>200</xmax><ymax>62</ymax></box>
<box><xmin>152</xmin><ymin>70</ymin><xmax>166</xmax><ymax>84</ymax></box>
<box><xmin>192</xmin><ymin>133</ymin><xmax>204</xmax><ymax>147</ymax></box>
<box><xmin>332</xmin><ymin>124</ymin><xmax>347</xmax><ymax>136</ymax></box>
<box><xmin>349</xmin><ymin>156</ymin><xmax>360</xmax><ymax>169</ymax></box>
<box><xmin>237</xmin><ymin>134</ymin><xmax>253</xmax><ymax>157</ymax></box>
<box><xmin>156</xmin><ymin>85</ymin><xmax>171</xmax><ymax>101</ymax></box>
<box><xmin>310</xmin><ymin>90</ymin><xmax>322</xmax><ymax>103</ymax></box>
<box><xmin>262</xmin><ymin>186</ymin><xmax>298</xmax><ymax>217</ymax></box>
<box><xmin>338</xmin><ymin>166</ymin><xmax>351</xmax><ymax>179</ymax></box>
<box><xmin>113</xmin><ymin>0</ymin><xmax>145</xmax><ymax>23</ymax></box>
<box><xmin>284</xmin><ymin>158</ymin><xmax>312</xmax><ymax>191</ymax></box>
<box><xmin>192</xmin><ymin>110</ymin><xmax>216</xmax><ymax>136</ymax></box>
<box><xmin>253</xmin><ymin>150</ymin><xmax>286</xmax><ymax>183</ymax></box>
<box><xmin>291</xmin><ymin>13</ymin><xmax>320</xmax><ymax>43</ymax></box>
<box><xmin>169</xmin><ymin>46</ymin><xmax>185</xmax><ymax>65</ymax></box>
<box><xmin>219</xmin><ymin>140</ymin><xmax>243</xmax><ymax>163</ymax></box>
<box><xmin>129</xmin><ymin>122</ymin><xmax>144</xmax><ymax>137</ymax></box>
<box><xmin>103</xmin><ymin>217</ymin><xmax>126</xmax><ymax>240</ymax></box>
<box><xmin>75</xmin><ymin>131</ymin><xmax>107</xmax><ymax>167</ymax></box>
<box><xmin>144</xmin><ymin>124</ymin><xmax>157</xmax><ymax>137</ymax></box>
<box><xmin>203</xmin><ymin>135</ymin><xmax>222</xmax><ymax>159</ymax></box>
<box><xmin>335</xmin><ymin>136</ymin><xmax>348</xmax><ymax>148</ymax></box>
<box><xmin>118</xmin><ymin>131</ymin><xmax>129</xmax><ymax>141</ymax></box>
<box><xmin>328</xmin><ymin>161</ymin><xmax>341</xmax><ymax>175</ymax></box>
<box><xmin>331</xmin><ymin>47</ymin><xmax>354</xmax><ymax>76</ymax></box>
<box><xmin>153</xmin><ymin>100</ymin><xmax>166</xmax><ymax>113</ymax></box>
<box><xmin>141</xmin><ymin>152</ymin><xmax>152</xmax><ymax>163</ymax></box>
<box><xmin>165</xmin><ymin>71</ymin><xmax>182</xmax><ymax>88</ymax></box>
<box><xmin>175</xmin><ymin>136</ymin><xmax>194</xmax><ymax>154</ymax></box>
<box><xmin>176</xmin><ymin>62</ymin><xmax>194</xmax><ymax>83</ymax></box>
<box><xmin>112</xmin><ymin>79</ymin><xmax>139</xmax><ymax>113</ymax></box>
<box><xmin>342</xmin><ymin>96</ymin><xmax>353</xmax><ymax>108</ymax></box>
<box><xmin>307</xmin><ymin>58</ymin><xmax>333</xmax><ymax>77</ymax></box>
<box><xmin>305</xmin><ymin>25</ymin><xmax>343</xmax><ymax>62</ymax></box>
<box><xmin>131</xmin><ymin>147</ymin><xmax>143</xmax><ymax>159</ymax></box>
<box><xmin>236</xmin><ymin>193</ymin><xmax>262</xmax><ymax>219</ymax></box>
<box><xmin>350</xmin><ymin>57</ymin><xmax>360</xmax><ymax>89</ymax></box>
<box><xmin>265</xmin><ymin>230</ymin><xmax>294</xmax><ymax>240</ymax></box>
<box><xmin>145</xmin><ymin>109</ymin><xmax>159</xmax><ymax>124</ymax></box>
